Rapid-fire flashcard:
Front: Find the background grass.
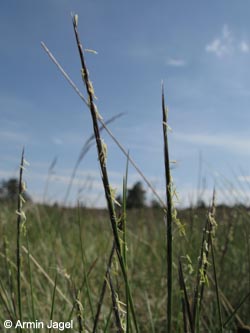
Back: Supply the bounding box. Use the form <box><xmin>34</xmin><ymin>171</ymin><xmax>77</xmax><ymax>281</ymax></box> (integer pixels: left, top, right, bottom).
<box><xmin>1</xmin><ymin>201</ymin><xmax>250</xmax><ymax>332</ymax></box>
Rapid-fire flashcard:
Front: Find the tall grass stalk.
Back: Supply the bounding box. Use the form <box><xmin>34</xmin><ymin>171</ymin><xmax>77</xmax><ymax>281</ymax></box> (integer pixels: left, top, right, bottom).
<box><xmin>207</xmin><ymin>198</ymin><xmax>223</xmax><ymax>333</ymax></box>
<box><xmin>77</xmin><ymin>205</ymin><xmax>94</xmax><ymax>321</ymax></box>
<box><xmin>192</xmin><ymin>206</ymin><xmax>210</xmax><ymax>330</ymax></box>
<box><xmin>49</xmin><ymin>273</ymin><xmax>58</xmax><ymax>333</ymax></box>
<box><xmin>43</xmin><ymin>156</ymin><xmax>57</xmax><ymax>204</ymax></box>
<box><xmin>108</xmin><ymin>272</ymin><xmax>123</xmax><ymax>332</ymax></box>
<box><xmin>25</xmin><ymin>235</ymin><xmax>36</xmax><ymax>331</ymax></box>
<box><xmin>210</xmin><ymin>234</ymin><xmax>223</xmax><ymax>332</ymax></box>
<box><xmin>76</xmin><ymin>290</ymin><xmax>84</xmax><ymax>333</ymax></box>
<box><xmin>3</xmin><ymin>236</ymin><xmax>17</xmax><ymax>320</ymax></box>
<box><xmin>145</xmin><ymin>292</ymin><xmax>156</xmax><ymax>333</ymax></box>
<box><xmin>103</xmin><ymin>307</ymin><xmax>113</xmax><ymax>333</ymax></box>
<box><xmin>162</xmin><ymin>84</ymin><xmax>173</xmax><ymax>332</ymax></box>
<box><xmin>208</xmin><ymin>272</ymin><xmax>245</xmax><ymax>328</ymax></box>
<box><xmin>122</xmin><ymin>154</ymin><xmax>130</xmax><ymax>333</ymax></box>
<box><xmin>0</xmin><ymin>278</ymin><xmax>14</xmax><ymax>321</ymax></box>
<box><xmin>72</xmin><ymin>15</ymin><xmax>139</xmax><ymax>332</ymax></box>
<box><xmin>178</xmin><ymin>259</ymin><xmax>194</xmax><ymax>333</ymax></box>
<box><xmin>16</xmin><ymin>148</ymin><xmax>25</xmax><ymax>331</ymax></box>
<box><xmin>92</xmin><ymin>243</ymin><xmax>116</xmax><ymax>333</ymax></box>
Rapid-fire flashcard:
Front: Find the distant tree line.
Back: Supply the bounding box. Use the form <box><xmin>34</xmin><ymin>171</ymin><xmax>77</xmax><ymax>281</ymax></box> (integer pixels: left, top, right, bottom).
<box><xmin>117</xmin><ymin>181</ymin><xmax>160</xmax><ymax>209</ymax></box>
<box><xmin>0</xmin><ymin>178</ymin><xmax>31</xmax><ymax>203</ymax></box>
<box><xmin>0</xmin><ymin>178</ymin><xmax>161</xmax><ymax>209</ymax></box>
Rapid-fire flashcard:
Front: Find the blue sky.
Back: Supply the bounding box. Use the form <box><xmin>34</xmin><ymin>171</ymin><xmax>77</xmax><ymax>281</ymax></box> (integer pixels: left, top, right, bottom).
<box><xmin>1</xmin><ymin>0</ymin><xmax>250</xmax><ymax>207</ymax></box>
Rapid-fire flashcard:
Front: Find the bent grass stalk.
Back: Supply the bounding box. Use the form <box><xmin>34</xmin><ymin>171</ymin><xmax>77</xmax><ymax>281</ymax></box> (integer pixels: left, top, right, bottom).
<box><xmin>64</xmin><ymin>112</ymin><xmax>124</xmax><ymax>205</ymax></box>
<box><xmin>41</xmin><ymin>41</ymin><xmax>166</xmax><ymax>209</ymax></box>
<box><xmin>21</xmin><ymin>246</ymin><xmax>72</xmax><ymax>308</ymax></box>
<box><xmin>223</xmin><ymin>292</ymin><xmax>250</xmax><ymax>329</ymax></box>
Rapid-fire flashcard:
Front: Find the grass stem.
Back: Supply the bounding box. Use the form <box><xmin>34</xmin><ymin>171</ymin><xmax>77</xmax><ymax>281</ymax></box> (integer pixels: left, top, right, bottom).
<box><xmin>16</xmin><ymin>148</ymin><xmax>25</xmax><ymax>331</ymax></box>
<box><xmin>162</xmin><ymin>84</ymin><xmax>173</xmax><ymax>332</ymax></box>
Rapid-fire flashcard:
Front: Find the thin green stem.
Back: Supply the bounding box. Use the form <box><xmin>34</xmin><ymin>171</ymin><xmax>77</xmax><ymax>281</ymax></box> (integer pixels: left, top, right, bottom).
<box><xmin>77</xmin><ymin>205</ymin><xmax>94</xmax><ymax>321</ymax></box>
<box><xmin>26</xmin><ymin>234</ymin><xmax>37</xmax><ymax>332</ymax></box>
<box><xmin>49</xmin><ymin>273</ymin><xmax>58</xmax><ymax>333</ymax></box>
<box><xmin>210</xmin><ymin>235</ymin><xmax>223</xmax><ymax>332</ymax></box>
<box><xmin>162</xmin><ymin>84</ymin><xmax>173</xmax><ymax>332</ymax></box>
<box><xmin>16</xmin><ymin>148</ymin><xmax>24</xmax><ymax>331</ymax></box>
<box><xmin>92</xmin><ymin>243</ymin><xmax>116</xmax><ymax>333</ymax></box>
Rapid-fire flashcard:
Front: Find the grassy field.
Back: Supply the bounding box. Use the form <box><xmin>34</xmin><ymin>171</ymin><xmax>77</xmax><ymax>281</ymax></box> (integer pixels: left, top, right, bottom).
<box><xmin>1</xmin><ymin>201</ymin><xmax>250</xmax><ymax>332</ymax></box>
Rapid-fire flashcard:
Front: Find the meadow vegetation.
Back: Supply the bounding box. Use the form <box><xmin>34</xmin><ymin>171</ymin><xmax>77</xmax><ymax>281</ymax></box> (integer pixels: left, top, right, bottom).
<box><xmin>1</xmin><ymin>200</ymin><xmax>250</xmax><ymax>332</ymax></box>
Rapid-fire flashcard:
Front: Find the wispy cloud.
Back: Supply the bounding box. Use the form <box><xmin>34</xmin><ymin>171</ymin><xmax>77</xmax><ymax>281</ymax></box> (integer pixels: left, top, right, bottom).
<box><xmin>206</xmin><ymin>25</ymin><xmax>250</xmax><ymax>57</ymax></box>
<box><xmin>0</xmin><ymin>130</ymin><xmax>28</xmax><ymax>143</ymax></box>
<box><xmin>206</xmin><ymin>25</ymin><xmax>233</xmax><ymax>57</ymax></box>
<box><xmin>128</xmin><ymin>44</ymin><xmax>187</xmax><ymax>68</ymax></box>
<box><xmin>239</xmin><ymin>40</ymin><xmax>250</xmax><ymax>53</ymax></box>
<box><xmin>166</xmin><ymin>58</ymin><xmax>186</xmax><ymax>67</ymax></box>
<box><xmin>174</xmin><ymin>132</ymin><xmax>250</xmax><ymax>155</ymax></box>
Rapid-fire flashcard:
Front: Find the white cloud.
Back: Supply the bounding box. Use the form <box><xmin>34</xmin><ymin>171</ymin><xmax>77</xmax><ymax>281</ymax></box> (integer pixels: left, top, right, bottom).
<box><xmin>166</xmin><ymin>58</ymin><xmax>186</xmax><ymax>67</ymax></box>
<box><xmin>239</xmin><ymin>41</ymin><xmax>249</xmax><ymax>53</ymax></box>
<box><xmin>206</xmin><ymin>24</ymin><xmax>233</xmax><ymax>57</ymax></box>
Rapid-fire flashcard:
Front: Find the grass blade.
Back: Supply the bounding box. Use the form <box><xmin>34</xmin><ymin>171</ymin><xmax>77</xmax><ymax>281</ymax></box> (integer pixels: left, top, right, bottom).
<box><xmin>92</xmin><ymin>242</ymin><xmax>116</xmax><ymax>333</ymax></box>
<box><xmin>162</xmin><ymin>83</ymin><xmax>173</xmax><ymax>332</ymax></box>
<box><xmin>16</xmin><ymin>148</ymin><xmax>25</xmax><ymax>331</ymax></box>
<box><xmin>108</xmin><ymin>272</ymin><xmax>123</xmax><ymax>333</ymax></box>
<box><xmin>192</xmin><ymin>210</ymin><xmax>210</xmax><ymax>329</ymax></box>
<box><xmin>25</xmin><ymin>234</ymin><xmax>37</xmax><ymax>331</ymax></box>
<box><xmin>103</xmin><ymin>307</ymin><xmax>113</xmax><ymax>333</ymax></box>
<box><xmin>76</xmin><ymin>290</ymin><xmax>84</xmax><ymax>333</ymax></box>
<box><xmin>49</xmin><ymin>273</ymin><xmax>58</xmax><ymax>333</ymax></box>
<box><xmin>210</xmin><ymin>231</ymin><xmax>223</xmax><ymax>332</ymax></box>
<box><xmin>145</xmin><ymin>292</ymin><xmax>156</xmax><ymax>333</ymax></box>
<box><xmin>77</xmin><ymin>205</ymin><xmax>94</xmax><ymax>321</ymax></box>
<box><xmin>223</xmin><ymin>292</ymin><xmax>250</xmax><ymax>329</ymax></box>
<box><xmin>178</xmin><ymin>259</ymin><xmax>194</xmax><ymax>333</ymax></box>
<box><xmin>3</xmin><ymin>236</ymin><xmax>17</xmax><ymax>320</ymax></box>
